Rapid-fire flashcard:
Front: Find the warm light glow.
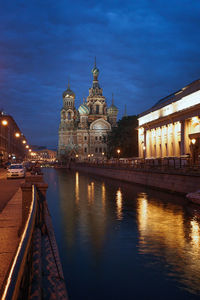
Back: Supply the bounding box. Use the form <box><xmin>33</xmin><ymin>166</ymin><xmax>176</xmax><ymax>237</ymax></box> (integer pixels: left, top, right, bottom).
<box><xmin>88</xmin><ymin>154</ymin><xmax>91</xmax><ymax>157</ymax></box>
<box><xmin>143</xmin><ymin>146</ymin><xmax>146</xmax><ymax>150</ymax></box>
<box><xmin>117</xmin><ymin>149</ymin><xmax>120</xmax><ymax>154</ymax></box>
<box><xmin>30</xmin><ymin>152</ymin><xmax>36</xmax><ymax>156</ymax></box>
<box><xmin>26</xmin><ymin>145</ymin><xmax>29</xmax><ymax>149</ymax></box>
<box><xmin>192</xmin><ymin>117</ymin><xmax>199</xmax><ymax>125</ymax></box>
<box><xmin>75</xmin><ymin>172</ymin><xmax>79</xmax><ymax>203</ymax></box>
<box><xmin>191</xmin><ymin>138</ymin><xmax>196</xmax><ymax>144</ymax></box>
<box><xmin>102</xmin><ymin>152</ymin><xmax>104</xmax><ymax>155</ymax></box>
<box><xmin>91</xmin><ymin>154</ymin><xmax>94</xmax><ymax>157</ymax></box>
<box><xmin>116</xmin><ymin>188</ymin><xmax>122</xmax><ymax>220</ymax></box>
<box><xmin>22</xmin><ymin>140</ymin><xmax>26</xmax><ymax>144</ymax></box>
<box><xmin>139</xmin><ymin>90</ymin><xmax>200</xmax><ymax>126</ymax></box>
<box><xmin>75</xmin><ymin>154</ymin><xmax>79</xmax><ymax>158</ymax></box>
<box><xmin>15</xmin><ymin>132</ymin><xmax>20</xmax><ymax>138</ymax></box>
<box><xmin>29</xmin><ymin>149</ymin><xmax>32</xmax><ymax>152</ymax></box>
<box><xmin>2</xmin><ymin>119</ymin><xmax>8</xmax><ymax>126</ymax></box>
<box><xmin>190</xmin><ymin>220</ymin><xmax>200</xmax><ymax>246</ymax></box>
<box><xmin>102</xmin><ymin>183</ymin><xmax>106</xmax><ymax>210</ymax></box>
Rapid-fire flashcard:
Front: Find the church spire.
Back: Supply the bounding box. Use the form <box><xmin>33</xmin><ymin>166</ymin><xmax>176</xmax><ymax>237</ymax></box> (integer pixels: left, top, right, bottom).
<box><xmin>112</xmin><ymin>93</ymin><xmax>114</xmax><ymax>105</ymax></box>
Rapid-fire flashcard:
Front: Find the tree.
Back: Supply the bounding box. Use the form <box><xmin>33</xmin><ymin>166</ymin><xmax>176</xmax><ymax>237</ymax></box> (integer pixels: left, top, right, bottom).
<box><xmin>107</xmin><ymin>115</ymin><xmax>138</xmax><ymax>158</ymax></box>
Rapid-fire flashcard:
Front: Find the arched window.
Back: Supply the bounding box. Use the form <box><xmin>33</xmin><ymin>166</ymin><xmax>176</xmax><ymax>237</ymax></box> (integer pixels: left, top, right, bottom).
<box><xmin>68</xmin><ymin>112</ymin><xmax>71</xmax><ymax>120</ymax></box>
<box><xmin>96</xmin><ymin>105</ymin><xmax>99</xmax><ymax>114</ymax></box>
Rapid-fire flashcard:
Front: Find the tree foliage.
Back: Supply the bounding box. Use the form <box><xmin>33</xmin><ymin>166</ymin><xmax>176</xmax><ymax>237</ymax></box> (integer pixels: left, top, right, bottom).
<box><xmin>107</xmin><ymin>115</ymin><xmax>138</xmax><ymax>158</ymax></box>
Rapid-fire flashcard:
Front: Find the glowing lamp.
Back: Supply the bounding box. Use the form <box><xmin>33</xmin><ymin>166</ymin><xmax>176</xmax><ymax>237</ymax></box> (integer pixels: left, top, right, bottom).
<box><xmin>26</xmin><ymin>145</ymin><xmax>29</xmax><ymax>149</ymax></box>
<box><xmin>15</xmin><ymin>132</ymin><xmax>20</xmax><ymax>138</ymax></box>
<box><xmin>2</xmin><ymin>120</ymin><xmax>8</xmax><ymax>126</ymax></box>
<box><xmin>22</xmin><ymin>140</ymin><xmax>26</xmax><ymax>144</ymax></box>
<box><xmin>191</xmin><ymin>139</ymin><xmax>196</xmax><ymax>145</ymax></box>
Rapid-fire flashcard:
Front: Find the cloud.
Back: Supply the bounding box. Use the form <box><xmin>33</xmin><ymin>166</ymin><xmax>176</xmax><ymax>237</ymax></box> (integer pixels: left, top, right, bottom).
<box><xmin>0</xmin><ymin>0</ymin><xmax>200</xmax><ymax>147</ymax></box>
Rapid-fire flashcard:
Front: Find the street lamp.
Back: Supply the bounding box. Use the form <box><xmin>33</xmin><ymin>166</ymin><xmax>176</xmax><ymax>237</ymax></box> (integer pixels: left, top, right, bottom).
<box><xmin>117</xmin><ymin>149</ymin><xmax>121</xmax><ymax>161</ymax></box>
<box><xmin>22</xmin><ymin>140</ymin><xmax>26</xmax><ymax>144</ymax></box>
<box><xmin>191</xmin><ymin>138</ymin><xmax>196</xmax><ymax>145</ymax></box>
<box><xmin>15</xmin><ymin>132</ymin><xmax>20</xmax><ymax>138</ymax></box>
<box><xmin>26</xmin><ymin>145</ymin><xmax>29</xmax><ymax>149</ymax></box>
<box><xmin>1</xmin><ymin>119</ymin><xmax>8</xmax><ymax>126</ymax></box>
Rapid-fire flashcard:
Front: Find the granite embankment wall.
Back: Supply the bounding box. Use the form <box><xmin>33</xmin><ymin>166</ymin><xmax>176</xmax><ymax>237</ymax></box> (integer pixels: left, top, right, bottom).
<box><xmin>71</xmin><ymin>164</ymin><xmax>200</xmax><ymax>194</ymax></box>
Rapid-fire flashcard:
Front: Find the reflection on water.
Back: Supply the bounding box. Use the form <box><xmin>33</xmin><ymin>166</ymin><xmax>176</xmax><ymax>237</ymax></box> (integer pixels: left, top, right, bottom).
<box><xmin>116</xmin><ymin>188</ymin><xmax>123</xmax><ymax>220</ymax></box>
<box><xmin>137</xmin><ymin>193</ymin><xmax>200</xmax><ymax>294</ymax></box>
<box><xmin>44</xmin><ymin>169</ymin><xmax>200</xmax><ymax>300</ymax></box>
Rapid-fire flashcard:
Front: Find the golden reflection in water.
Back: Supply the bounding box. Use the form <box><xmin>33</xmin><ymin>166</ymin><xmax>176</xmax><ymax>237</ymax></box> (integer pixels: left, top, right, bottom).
<box><xmin>190</xmin><ymin>219</ymin><xmax>200</xmax><ymax>247</ymax></box>
<box><xmin>75</xmin><ymin>172</ymin><xmax>79</xmax><ymax>203</ymax></box>
<box><xmin>116</xmin><ymin>188</ymin><xmax>123</xmax><ymax>220</ymax></box>
<box><xmin>137</xmin><ymin>194</ymin><xmax>200</xmax><ymax>293</ymax></box>
<box><xmin>88</xmin><ymin>182</ymin><xmax>94</xmax><ymax>204</ymax></box>
<box><xmin>137</xmin><ymin>194</ymin><xmax>148</xmax><ymax>233</ymax></box>
<box><xmin>102</xmin><ymin>183</ymin><xmax>106</xmax><ymax>212</ymax></box>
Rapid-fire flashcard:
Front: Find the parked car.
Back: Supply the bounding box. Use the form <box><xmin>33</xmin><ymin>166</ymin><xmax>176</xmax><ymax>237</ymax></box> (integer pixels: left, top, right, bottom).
<box><xmin>7</xmin><ymin>164</ymin><xmax>26</xmax><ymax>179</ymax></box>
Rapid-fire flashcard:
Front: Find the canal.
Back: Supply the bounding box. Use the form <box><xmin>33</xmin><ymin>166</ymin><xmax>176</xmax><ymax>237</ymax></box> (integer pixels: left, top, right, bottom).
<box><xmin>43</xmin><ymin>168</ymin><xmax>200</xmax><ymax>300</ymax></box>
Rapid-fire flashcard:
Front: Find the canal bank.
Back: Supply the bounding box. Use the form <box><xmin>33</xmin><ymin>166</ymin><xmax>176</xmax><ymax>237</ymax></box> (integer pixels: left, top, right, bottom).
<box><xmin>0</xmin><ymin>173</ymin><xmax>68</xmax><ymax>299</ymax></box>
<box><xmin>70</xmin><ymin>163</ymin><xmax>200</xmax><ymax>194</ymax></box>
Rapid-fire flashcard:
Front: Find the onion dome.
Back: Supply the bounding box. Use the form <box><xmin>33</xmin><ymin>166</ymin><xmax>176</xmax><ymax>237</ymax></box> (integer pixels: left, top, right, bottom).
<box><xmin>78</xmin><ymin>103</ymin><xmax>89</xmax><ymax>115</ymax></box>
<box><xmin>91</xmin><ymin>57</ymin><xmax>99</xmax><ymax>77</ymax></box>
<box><xmin>107</xmin><ymin>94</ymin><xmax>118</xmax><ymax>115</ymax></box>
<box><xmin>107</xmin><ymin>104</ymin><xmax>118</xmax><ymax>115</ymax></box>
<box><xmin>63</xmin><ymin>82</ymin><xmax>75</xmax><ymax>98</ymax></box>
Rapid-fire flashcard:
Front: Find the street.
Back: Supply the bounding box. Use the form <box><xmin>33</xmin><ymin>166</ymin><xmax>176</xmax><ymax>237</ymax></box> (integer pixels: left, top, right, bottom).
<box><xmin>0</xmin><ymin>169</ymin><xmax>24</xmax><ymax>212</ymax></box>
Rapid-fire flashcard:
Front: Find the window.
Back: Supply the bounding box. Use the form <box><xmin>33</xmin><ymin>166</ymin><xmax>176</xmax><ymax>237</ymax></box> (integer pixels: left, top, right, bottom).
<box><xmin>84</xmin><ymin>136</ymin><xmax>87</xmax><ymax>141</ymax></box>
<box><xmin>95</xmin><ymin>136</ymin><xmax>98</xmax><ymax>141</ymax></box>
<box><xmin>68</xmin><ymin>112</ymin><xmax>71</xmax><ymax>120</ymax></box>
<box><xmin>99</xmin><ymin>136</ymin><xmax>102</xmax><ymax>141</ymax></box>
<box><xmin>99</xmin><ymin>147</ymin><xmax>102</xmax><ymax>153</ymax></box>
<box><xmin>95</xmin><ymin>148</ymin><xmax>98</xmax><ymax>153</ymax></box>
<box><xmin>96</xmin><ymin>105</ymin><xmax>99</xmax><ymax>114</ymax></box>
<box><xmin>84</xmin><ymin>148</ymin><xmax>87</xmax><ymax>153</ymax></box>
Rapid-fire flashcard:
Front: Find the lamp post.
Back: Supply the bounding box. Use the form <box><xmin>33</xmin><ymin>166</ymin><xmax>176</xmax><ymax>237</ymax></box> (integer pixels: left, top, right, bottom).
<box><xmin>117</xmin><ymin>149</ymin><xmax>121</xmax><ymax>163</ymax></box>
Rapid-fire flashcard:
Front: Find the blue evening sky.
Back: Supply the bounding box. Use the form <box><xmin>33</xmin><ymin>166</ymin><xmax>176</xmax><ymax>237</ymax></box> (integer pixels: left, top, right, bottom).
<box><xmin>0</xmin><ymin>0</ymin><xmax>200</xmax><ymax>148</ymax></box>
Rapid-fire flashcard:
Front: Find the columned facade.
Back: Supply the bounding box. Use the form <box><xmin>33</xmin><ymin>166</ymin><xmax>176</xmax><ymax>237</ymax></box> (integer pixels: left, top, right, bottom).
<box><xmin>138</xmin><ymin>80</ymin><xmax>200</xmax><ymax>163</ymax></box>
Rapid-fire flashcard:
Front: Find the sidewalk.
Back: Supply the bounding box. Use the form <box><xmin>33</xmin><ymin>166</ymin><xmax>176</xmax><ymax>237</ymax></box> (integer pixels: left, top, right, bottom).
<box><xmin>0</xmin><ymin>188</ymin><xmax>22</xmax><ymax>293</ymax></box>
<box><xmin>0</xmin><ymin>170</ymin><xmax>24</xmax><ymax>294</ymax></box>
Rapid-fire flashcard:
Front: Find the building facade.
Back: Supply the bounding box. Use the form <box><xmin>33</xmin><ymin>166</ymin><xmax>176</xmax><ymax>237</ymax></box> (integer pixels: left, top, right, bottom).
<box><xmin>58</xmin><ymin>62</ymin><xmax>118</xmax><ymax>161</ymax></box>
<box><xmin>138</xmin><ymin>79</ymin><xmax>200</xmax><ymax>163</ymax></box>
<box><xmin>0</xmin><ymin>112</ymin><xmax>27</xmax><ymax>163</ymax></box>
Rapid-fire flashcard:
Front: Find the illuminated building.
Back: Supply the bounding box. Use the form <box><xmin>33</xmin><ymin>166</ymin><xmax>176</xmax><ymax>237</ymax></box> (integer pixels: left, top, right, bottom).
<box><xmin>58</xmin><ymin>60</ymin><xmax>118</xmax><ymax>161</ymax></box>
<box><xmin>0</xmin><ymin>112</ymin><xmax>26</xmax><ymax>162</ymax></box>
<box><xmin>138</xmin><ymin>79</ymin><xmax>200</xmax><ymax>163</ymax></box>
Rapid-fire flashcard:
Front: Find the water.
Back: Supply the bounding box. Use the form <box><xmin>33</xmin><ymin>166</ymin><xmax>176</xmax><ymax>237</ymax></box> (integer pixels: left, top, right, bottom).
<box><xmin>43</xmin><ymin>168</ymin><xmax>200</xmax><ymax>300</ymax></box>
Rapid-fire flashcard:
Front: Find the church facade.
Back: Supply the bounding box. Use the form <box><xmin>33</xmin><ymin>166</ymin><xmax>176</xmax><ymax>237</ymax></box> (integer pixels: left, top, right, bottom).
<box><xmin>58</xmin><ymin>62</ymin><xmax>118</xmax><ymax>161</ymax></box>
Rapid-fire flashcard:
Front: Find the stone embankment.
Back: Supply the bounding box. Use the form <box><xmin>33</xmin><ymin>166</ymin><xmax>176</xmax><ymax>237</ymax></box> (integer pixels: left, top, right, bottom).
<box><xmin>0</xmin><ymin>173</ymin><xmax>68</xmax><ymax>300</ymax></box>
<box><xmin>71</xmin><ymin>163</ymin><xmax>200</xmax><ymax>194</ymax></box>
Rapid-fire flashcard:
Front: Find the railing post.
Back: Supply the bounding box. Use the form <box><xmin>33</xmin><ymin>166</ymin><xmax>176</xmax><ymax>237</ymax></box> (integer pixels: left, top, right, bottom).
<box><xmin>19</xmin><ymin>182</ymin><xmax>32</xmax><ymax>236</ymax></box>
<box><xmin>36</xmin><ymin>182</ymin><xmax>48</xmax><ymax>235</ymax></box>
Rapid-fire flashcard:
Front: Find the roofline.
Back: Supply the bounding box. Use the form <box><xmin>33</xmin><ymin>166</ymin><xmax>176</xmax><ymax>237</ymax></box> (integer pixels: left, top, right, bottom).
<box><xmin>138</xmin><ymin>79</ymin><xmax>200</xmax><ymax>118</ymax></box>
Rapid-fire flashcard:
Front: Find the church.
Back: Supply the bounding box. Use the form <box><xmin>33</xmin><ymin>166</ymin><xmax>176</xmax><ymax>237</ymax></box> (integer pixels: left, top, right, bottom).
<box><xmin>58</xmin><ymin>61</ymin><xmax>118</xmax><ymax>161</ymax></box>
